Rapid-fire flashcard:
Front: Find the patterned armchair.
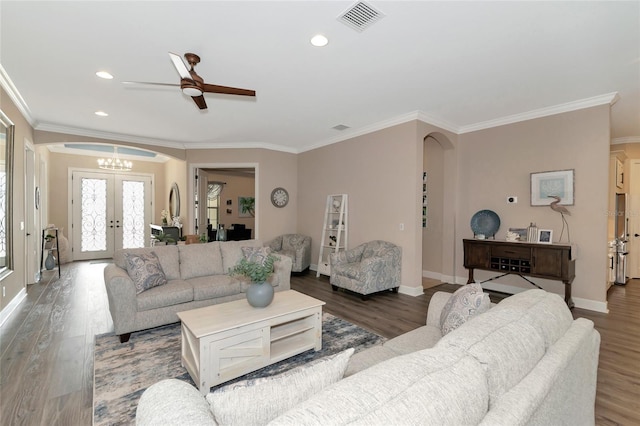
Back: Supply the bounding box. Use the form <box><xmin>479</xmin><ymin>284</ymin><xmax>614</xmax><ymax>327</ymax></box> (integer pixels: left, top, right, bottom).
<box><xmin>266</xmin><ymin>234</ymin><xmax>312</xmax><ymax>273</ymax></box>
<box><xmin>330</xmin><ymin>240</ymin><xmax>401</xmax><ymax>299</ymax></box>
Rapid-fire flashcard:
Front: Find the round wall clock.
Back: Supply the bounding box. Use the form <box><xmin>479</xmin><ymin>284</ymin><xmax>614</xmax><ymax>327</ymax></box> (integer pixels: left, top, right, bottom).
<box><xmin>271</xmin><ymin>187</ymin><xmax>289</xmax><ymax>208</ymax></box>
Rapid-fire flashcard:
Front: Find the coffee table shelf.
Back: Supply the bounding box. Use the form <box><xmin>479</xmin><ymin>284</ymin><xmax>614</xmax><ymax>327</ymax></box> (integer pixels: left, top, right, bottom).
<box><xmin>177</xmin><ymin>290</ymin><xmax>325</xmax><ymax>395</ymax></box>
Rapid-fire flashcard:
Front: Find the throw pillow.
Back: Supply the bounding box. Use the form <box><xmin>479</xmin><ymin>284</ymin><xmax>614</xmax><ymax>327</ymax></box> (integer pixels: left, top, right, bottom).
<box><xmin>206</xmin><ymin>348</ymin><xmax>355</xmax><ymax>426</ymax></box>
<box><xmin>124</xmin><ymin>251</ymin><xmax>168</xmax><ymax>294</ymax></box>
<box><xmin>241</xmin><ymin>246</ymin><xmax>272</xmax><ymax>266</ymax></box>
<box><xmin>439</xmin><ymin>283</ymin><xmax>491</xmax><ymax>335</ymax></box>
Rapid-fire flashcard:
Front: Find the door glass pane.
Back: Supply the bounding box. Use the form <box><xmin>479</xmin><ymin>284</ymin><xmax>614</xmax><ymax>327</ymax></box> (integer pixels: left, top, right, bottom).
<box><xmin>122</xmin><ymin>180</ymin><xmax>145</xmax><ymax>249</ymax></box>
<box><xmin>81</xmin><ymin>178</ymin><xmax>107</xmax><ymax>251</ymax></box>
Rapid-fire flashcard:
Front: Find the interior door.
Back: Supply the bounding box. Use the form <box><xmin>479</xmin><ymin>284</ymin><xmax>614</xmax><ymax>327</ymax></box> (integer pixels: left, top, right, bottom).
<box><xmin>628</xmin><ymin>160</ymin><xmax>640</xmax><ymax>279</ymax></box>
<box><xmin>25</xmin><ymin>143</ymin><xmax>38</xmax><ymax>283</ymax></box>
<box><xmin>72</xmin><ymin>171</ymin><xmax>152</xmax><ymax>260</ymax></box>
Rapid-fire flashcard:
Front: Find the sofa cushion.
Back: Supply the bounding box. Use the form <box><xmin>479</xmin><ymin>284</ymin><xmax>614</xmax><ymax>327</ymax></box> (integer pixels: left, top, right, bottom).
<box><xmin>344</xmin><ymin>345</ymin><xmax>398</xmax><ymax>377</ymax></box>
<box><xmin>440</xmin><ymin>283</ymin><xmax>491</xmax><ymax>335</ymax></box>
<box><xmin>136</xmin><ymin>279</ymin><xmax>193</xmax><ymax>312</ymax></box>
<box><xmin>436</xmin><ymin>289</ymin><xmax>573</xmax><ymax>406</ymax></box>
<box><xmin>269</xmin><ymin>347</ymin><xmax>489</xmax><ymax>426</ymax></box>
<box><xmin>220</xmin><ymin>239</ymin><xmax>263</xmax><ymax>273</ymax></box>
<box><xmin>207</xmin><ymin>348</ymin><xmax>354</xmax><ymax>426</ymax></box>
<box><xmin>179</xmin><ymin>242</ymin><xmax>224</xmax><ymax>279</ymax></box>
<box><xmin>241</xmin><ymin>246</ymin><xmax>272</xmax><ymax>266</ymax></box>
<box><xmin>190</xmin><ymin>275</ymin><xmax>243</xmax><ymax>301</ymax></box>
<box><xmin>383</xmin><ymin>324</ymin><xmax>443</xmax><ymax>354</ymax></box>
<box><xmin>124</xmin><ymin>251</ymin><xmax>168</xmax><ymax>294</ymax></box>
<box><xmin>114</xmin><ymin>245</ymin><xmax>181</xmax><ymax>280</ymax></box>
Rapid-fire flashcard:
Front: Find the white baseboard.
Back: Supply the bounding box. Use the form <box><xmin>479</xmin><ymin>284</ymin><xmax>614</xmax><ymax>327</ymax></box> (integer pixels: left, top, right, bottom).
<box><xmin>0</xmin><ymin>287</ymin><xmax>27</xmax><ymax>327</ymax></box>
<box><xmin>399</xmin><ymin>285</ymin><xmax>425</xmax><ymax>297</ymax></box>
<box><xmin>422</xmin><ymin>270</ymin><xmax>443</xmax><ymax>280</ymax></box>
<box><xmin>479</xmin><ymin>281</ymin><xmax>608</xmax><ymax>313</ymax></box>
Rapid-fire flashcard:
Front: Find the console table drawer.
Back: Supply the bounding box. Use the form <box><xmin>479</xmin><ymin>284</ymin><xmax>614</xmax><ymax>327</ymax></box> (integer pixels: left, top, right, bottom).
<box><xmin>491</xmin><ymin>245</ymin><xmax>531</xmax><ymax>259</ymax></box>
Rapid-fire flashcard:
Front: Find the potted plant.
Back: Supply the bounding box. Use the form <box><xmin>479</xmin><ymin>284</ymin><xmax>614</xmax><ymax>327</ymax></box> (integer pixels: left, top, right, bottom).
<box><xmin>230</xmin><ymin>253</ymin><xmax>277</xmax><ymax>307</ymax></box>
<box><xmin>153</xmin><ymin>233</ymin><xmax>176</xmax><ymax>246</ymax></box>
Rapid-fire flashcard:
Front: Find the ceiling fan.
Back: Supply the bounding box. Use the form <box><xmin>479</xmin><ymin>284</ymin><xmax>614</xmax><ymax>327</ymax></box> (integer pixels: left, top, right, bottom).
<box><xmin>123</xmin><ymin>52</ymin><xmax>256</xmax><ymax>110</ymax></box>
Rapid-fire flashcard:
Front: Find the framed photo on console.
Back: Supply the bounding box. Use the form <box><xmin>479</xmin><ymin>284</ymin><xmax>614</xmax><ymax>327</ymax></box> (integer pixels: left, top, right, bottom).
<box><xmin>537</xmin><ymin>229</ymin><xmax>553</xmax><ymax>244</ymax></box>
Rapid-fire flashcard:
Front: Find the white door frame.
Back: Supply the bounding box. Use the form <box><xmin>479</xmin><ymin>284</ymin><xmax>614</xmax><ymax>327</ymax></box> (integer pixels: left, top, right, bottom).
<box><xmin>187</xmin><ymin>163</ymin><xmax>259</xmax><ymax>237</ymax></box>
<box><xmin>627</xmin><ymin>160</ymin><xmax>640</xmax><ymax>279</ymax></box>
<box><xmin>24</xmin><ymin>140</ymin><xmax>38</xmax><ymax>284</ymax></box>
<box><xmin>68</xmin><ymin>168</ymin><xmax>154</xmax><ymax>260</ymax></box>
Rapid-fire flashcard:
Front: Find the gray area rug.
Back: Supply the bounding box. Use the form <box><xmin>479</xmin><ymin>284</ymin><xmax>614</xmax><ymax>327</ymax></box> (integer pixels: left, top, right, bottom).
<box><xmin>93</xmin><ymin>312</ymin><xmax>386</xmax><ymax>425</ymax></box>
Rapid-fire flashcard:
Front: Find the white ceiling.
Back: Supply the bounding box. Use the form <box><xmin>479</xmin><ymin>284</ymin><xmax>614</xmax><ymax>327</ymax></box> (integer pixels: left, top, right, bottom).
<box><xmin>1</xmin><ymin>1</ymin><xmax>638</xmax><ymax>154</ymax></box>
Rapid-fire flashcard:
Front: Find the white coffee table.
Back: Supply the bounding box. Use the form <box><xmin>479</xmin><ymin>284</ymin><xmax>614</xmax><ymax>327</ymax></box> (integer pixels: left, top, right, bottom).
<box><xmin>177</xmin><ymin>290</ymin><xmax>326</xmax><ymax>395</ymax></box>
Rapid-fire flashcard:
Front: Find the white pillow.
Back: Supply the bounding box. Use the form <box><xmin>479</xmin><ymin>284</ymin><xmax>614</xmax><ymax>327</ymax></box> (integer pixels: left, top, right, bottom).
<box><xmin>206</xmin><ymin>348</ymin><xmax>354</xmax><ymax>426</ymax></box>
<box><xmin>440</xmin><ymin>283</ymin><xmax>491</xmax><ymax>335</ymax></box>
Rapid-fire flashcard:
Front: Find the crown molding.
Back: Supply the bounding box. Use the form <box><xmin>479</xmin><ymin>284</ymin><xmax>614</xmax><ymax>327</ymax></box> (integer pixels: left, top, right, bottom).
<box><xmin>0</xmin><ymin>64</ymin><xmax>35</xmax><ymax>125</ymax></box>
<box><xmin>182</xmin><ymin>141</ymin><xmax>299</xmax><ymax>154</ymax></box>
<box><xmin>611</xmin><ymin>136</ymin><xmax>640</xmax><ymax>145</ymax></box>
<box><xmin>458</xmin><ymin>92</ymin><xmax>620</xmax><ymax>134</ymax></box>
<box><xmin>35</xmin><ymin>122</ymin><xmax>187</xmax><ymax>149</ymax></box>
<box><xmin>299</xmin><ymin>110</ymin><xmax>459</xmax><ymax>153</ymax></box>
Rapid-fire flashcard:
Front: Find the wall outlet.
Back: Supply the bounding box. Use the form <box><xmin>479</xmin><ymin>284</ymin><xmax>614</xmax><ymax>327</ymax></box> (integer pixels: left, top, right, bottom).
<box><xmin>399</xmin><ymin>223</ymin><xmax>405</xmax><ymax>231</ymax></box>
<box><xmin>507</xmin><ymin>196</ymin><xmax>518</xmax><ymax>204</ymax></box>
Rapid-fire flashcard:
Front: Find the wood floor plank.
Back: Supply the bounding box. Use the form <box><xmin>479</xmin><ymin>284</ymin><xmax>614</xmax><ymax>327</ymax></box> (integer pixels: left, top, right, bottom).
<box><xmin>0</xmin><ymin>262</ymin><xmax>638</xmax><ymax>425</ymax></box>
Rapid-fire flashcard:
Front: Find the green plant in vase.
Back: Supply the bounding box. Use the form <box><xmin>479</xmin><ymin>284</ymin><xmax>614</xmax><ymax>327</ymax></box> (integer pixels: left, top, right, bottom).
<box><xmin>230</xmin><ymin>253</ymin><xmax>277</xmax><ymax>307</ymax></box>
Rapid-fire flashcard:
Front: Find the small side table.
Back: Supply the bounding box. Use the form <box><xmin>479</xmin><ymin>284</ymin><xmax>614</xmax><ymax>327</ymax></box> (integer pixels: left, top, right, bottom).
<box><xmin>41</xmin><ymin>227</ymin><xmax>61</xmax><ymax>279</ymax></box>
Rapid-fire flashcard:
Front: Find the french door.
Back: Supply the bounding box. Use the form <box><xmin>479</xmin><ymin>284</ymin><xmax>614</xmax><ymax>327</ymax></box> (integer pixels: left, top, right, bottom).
<box><xmin>71</xmin><ymin>171</ymin><xmax>152</xmax><ymax>260</ymax></box>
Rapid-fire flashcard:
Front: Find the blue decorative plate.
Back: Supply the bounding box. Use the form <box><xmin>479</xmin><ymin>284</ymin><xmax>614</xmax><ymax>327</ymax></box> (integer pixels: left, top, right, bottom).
<box><xmin>470</xmin><ymin>210</ymin><xmax>500</xmax><ymax>237</ymax></box>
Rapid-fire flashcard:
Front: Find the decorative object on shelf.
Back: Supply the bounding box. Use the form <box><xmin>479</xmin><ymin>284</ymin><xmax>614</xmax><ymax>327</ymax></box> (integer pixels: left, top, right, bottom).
<box><xmin>270</xmin><ymin>187</ymin><xmax>289</xmax><ymax>208</ymax></box>
<box><xmin>530</xmin><ymin>169</ymin><xmax>574</xmax><ymax>206</ymax></box>
<box><xmin>509</xmin><ymin>227</ymin><xmax>528</xmax><ymax>241</ymax></box>
<box><xmin>215</xmin><ymin>224</ymin><xmax>226</xmax><ymax>241</ymax></box>
<box><xmin>527</xmin><ymin>222</ymin><xmax>538</xmax><ymax>243</ymax></box>
<box><xmin>161</xmin><ymin>209</ymin><xmax>170</xmax><ymax>225</ymax></box>
<box><xmin>45</xmin><ymin>250</ymin><xmax>56</xmax><ymax>270</ymax></box>
<box><xmin>230</xmin><ymin>251</ymin><xmax>277</xmax><ymax>308</ymax></box>
<box><xmin>97</xmin><ymin>146</ymin><xmax>132</xmax><ymax>171</ymax></box>
<box><xmin>239</xmin><ymin>196</ymin><xmax>256</xmax><ymax>217</ymax></box>
<box><xmin>548</xmin><ymin>195</ymin><xmax>571</xmax><ymax>243</ymax></box>
<box><xmin>470</xmin><ymin>209</ymin><xmax>500</xmax><ymax>239</ymax></box>
<box><xmin>506</xmin><ymin>231</ymin><xmax>519</xmax><ymax>242</ymax></box>
<box><xmin>537</xmin><ymin>229</ymin><xmax>553</xmax><ymax>244</ymax></box>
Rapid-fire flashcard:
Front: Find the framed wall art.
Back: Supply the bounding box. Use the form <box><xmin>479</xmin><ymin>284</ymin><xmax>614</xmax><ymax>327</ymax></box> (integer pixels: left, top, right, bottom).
<box><xmin>530</xmin><ymin>169</ymin><xmax>574</xmax><ymax>206</ymax></box>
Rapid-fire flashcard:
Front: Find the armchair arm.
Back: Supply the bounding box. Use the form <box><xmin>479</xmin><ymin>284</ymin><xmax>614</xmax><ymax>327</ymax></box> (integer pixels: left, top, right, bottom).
<box><xmin>103</xmin><ymin>264</ymin><xmax>138</xmax><ymax>335</ymax></box>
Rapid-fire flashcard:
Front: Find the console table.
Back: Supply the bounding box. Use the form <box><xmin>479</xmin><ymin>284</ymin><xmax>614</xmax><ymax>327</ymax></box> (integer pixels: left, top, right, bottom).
<box><xmin>463</xmin><ymin>239</ymin><xmax>575</xmax><ymax>308</ymax></box>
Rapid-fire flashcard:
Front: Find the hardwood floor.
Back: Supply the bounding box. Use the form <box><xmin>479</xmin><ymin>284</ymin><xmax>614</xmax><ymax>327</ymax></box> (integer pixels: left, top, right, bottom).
<box><xmin>0</xmin><ymin>261</ymin><xmax>638</xmax><ymax>425</ymax></box>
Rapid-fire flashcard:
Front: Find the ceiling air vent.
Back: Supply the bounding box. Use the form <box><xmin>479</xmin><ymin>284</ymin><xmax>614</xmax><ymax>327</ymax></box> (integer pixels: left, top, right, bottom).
<box><xmin>332</xmin><ymin>124</ymin><xmax>350</xmax><ymax>131</ymax></box>
<box><xmin>338</xmin><ymin>1</ymin><xmax>385</xmax><ymax>32</ymax></box>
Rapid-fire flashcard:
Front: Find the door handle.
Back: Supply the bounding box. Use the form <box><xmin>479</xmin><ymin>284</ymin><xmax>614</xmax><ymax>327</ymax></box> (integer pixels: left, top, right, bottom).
<box><xmin>635</xmin><ymin>233</ymin><xmax>639</xmax><ymax>237</ymax></box>
<box><xmin>27</xmin><ymin>233</ymin><xmax>31</xmax><ymax>236</ymax></box>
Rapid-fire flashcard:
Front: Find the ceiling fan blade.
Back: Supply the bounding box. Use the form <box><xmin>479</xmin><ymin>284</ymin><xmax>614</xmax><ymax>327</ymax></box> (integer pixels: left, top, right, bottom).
<box><xmin>192</xmin><ymin>95</ymin><xmax>207</xmax><ymax>110</ymax></box>
<box><xmin>201</xmin><ymin>83</ymin><xmax>256</xmax><ymax>97</ymax></box>
<box><xmin>169</xmin><ymin>52</ymin><xmax>192</xmax><ymax>80</ymax></box>
<box><xmin>122</xmin><ymin>81</ymin><xmax>179</xmax><ymax>87</ymax></box>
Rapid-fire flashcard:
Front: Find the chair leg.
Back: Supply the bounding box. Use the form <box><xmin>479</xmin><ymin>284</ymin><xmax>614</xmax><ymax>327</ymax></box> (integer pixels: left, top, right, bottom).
<box><xmin>331</xmin><ymin>285</ymin><xmax>338</xmax><ymax>291</ymax></box>
<box><xmin>361</xmin><ymin>294</ymin><xmax>369</xmax><ymax>301</ymax></box>
<box><xmin>119</xmin><ymin>333</ymin><xmax>131</xmax><ymax>343</ymax></box>
<box><xmin>391</xmin><ymin>287</ymin><xmax>399</xmax><ymax>293</ymax></box>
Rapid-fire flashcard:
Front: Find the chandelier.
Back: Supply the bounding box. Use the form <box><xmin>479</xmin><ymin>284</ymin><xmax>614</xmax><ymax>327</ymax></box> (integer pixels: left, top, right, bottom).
<box><xmin>97</xmin><ymin>147</ymin><xmax>132</xmax><ymax>171</ymax></box>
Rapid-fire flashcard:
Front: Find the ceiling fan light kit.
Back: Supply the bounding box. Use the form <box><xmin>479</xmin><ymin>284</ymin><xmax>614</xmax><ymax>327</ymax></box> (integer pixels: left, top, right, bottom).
<box><xmin>124</xmin><ymin>52</ymin><xmax>256</xmax><ymax>110</ymax></box>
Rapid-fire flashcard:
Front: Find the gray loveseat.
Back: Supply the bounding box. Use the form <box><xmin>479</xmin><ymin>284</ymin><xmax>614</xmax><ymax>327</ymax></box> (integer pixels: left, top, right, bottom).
<box><xmin>104</xmin><ymin>240</ymin><xmax>292</xmax><ymax>343</ymax></box>
<box><xmin>136</xmin><ymin>288</ymin><xmax>600</xmax><ymax>425</ymax></box>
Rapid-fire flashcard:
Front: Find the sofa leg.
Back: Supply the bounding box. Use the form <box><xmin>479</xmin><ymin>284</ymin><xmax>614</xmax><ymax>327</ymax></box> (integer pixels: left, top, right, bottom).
<box><xmin>361</xmin><ymin>294</ymin><xmax>369</xmax><ymax>301</ymax></box>
<box><xmin>331</xmin><ymin>285</ymin><xmax>338</xmax><ymax>291</ymax></box>
<box><xmin>391</xmin><ymin>287</ymin><xmax>399</xmax><ymax>293</ymax></box>
<box><xmin>119</xmin><ymin>333</ymin><xmax>131</xmax><ymax>343</ymax></box>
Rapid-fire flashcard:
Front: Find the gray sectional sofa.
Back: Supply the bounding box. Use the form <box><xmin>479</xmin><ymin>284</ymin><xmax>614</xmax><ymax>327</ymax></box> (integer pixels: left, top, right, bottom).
<box><xmin>136</xmin><ymin>288</ymin><xmax>601</xmax><ymax>425</ymax></box>
<box><xmin>104</xmin><ymin>240</ymin><xmax>292</xmax><ymax>343</ymax></box>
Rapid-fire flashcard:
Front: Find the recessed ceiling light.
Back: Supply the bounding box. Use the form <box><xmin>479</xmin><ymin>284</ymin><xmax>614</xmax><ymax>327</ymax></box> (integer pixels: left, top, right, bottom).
<box><xmin>310</xmin><ymin>34</ymin><xmax>329</xmax><ymax>47</ymax></box>
<box><xmin>95</xmin><ymin>111</ymin><xmax>109</xmax><ymax>117</ymax></box>
<box><xmin>96</xmin><ymin>71</ymin><xmax>113</xmax><ymax>79</ymax></box>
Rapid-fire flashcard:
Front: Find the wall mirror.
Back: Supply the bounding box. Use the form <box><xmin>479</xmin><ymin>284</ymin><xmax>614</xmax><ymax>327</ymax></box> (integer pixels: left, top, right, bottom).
<box><xmin>0</xmin><ymin>109</ymin><xmax>15</xmax><ymax>280</ymax></box>
<box><xmin>169</xmin><ymin>182</ymin><xmax>180</xmax><ymax>220</ymax></box>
